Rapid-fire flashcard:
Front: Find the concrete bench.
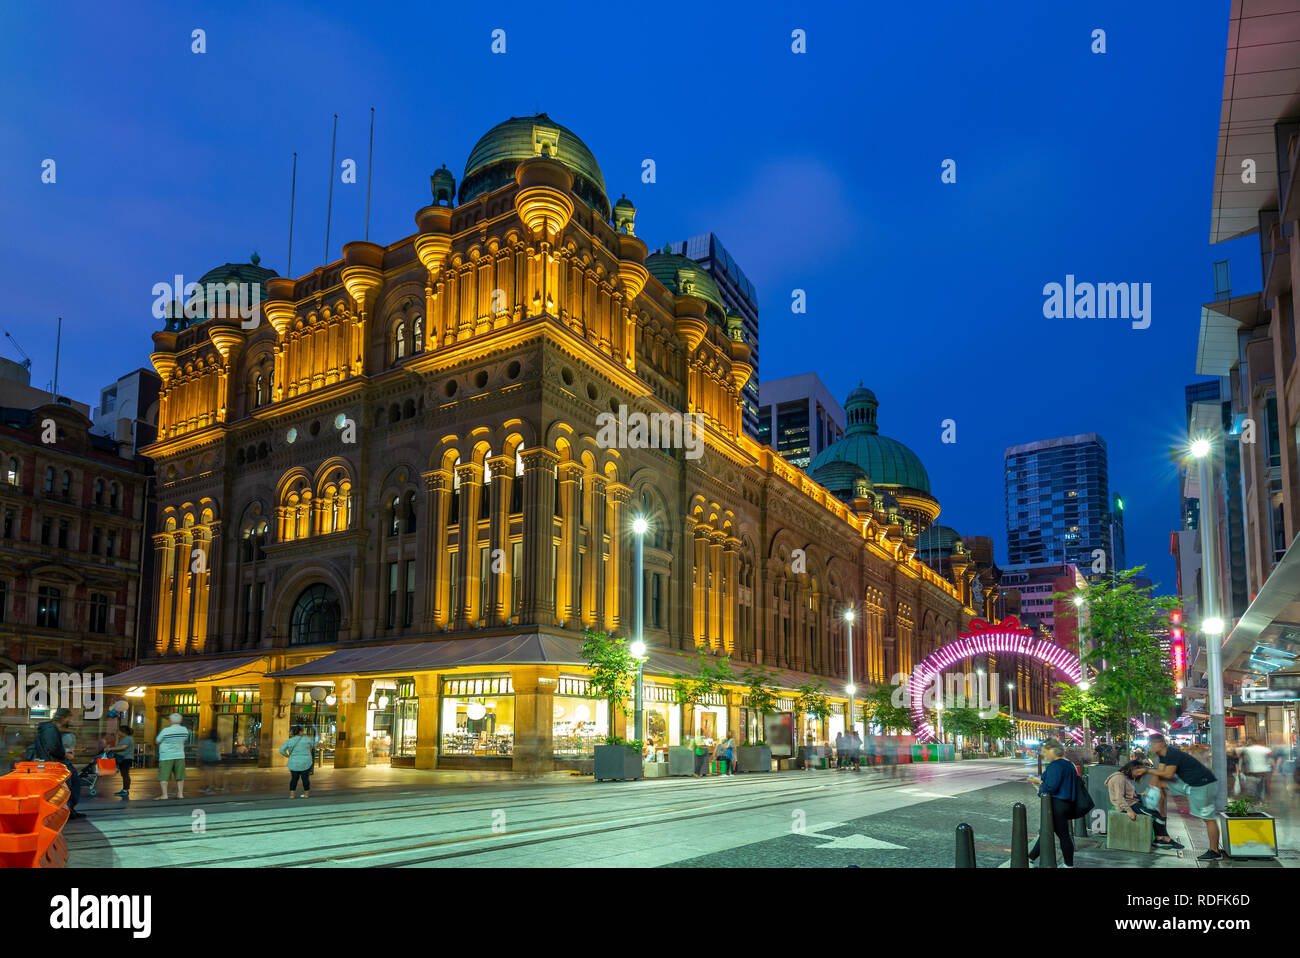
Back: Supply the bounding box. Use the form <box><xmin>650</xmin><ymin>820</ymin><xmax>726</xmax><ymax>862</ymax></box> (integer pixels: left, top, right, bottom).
<box><xmin>1106</xmin><ymin>809</ymin><xmax>1153</xmax><ymax>852</ymax></box>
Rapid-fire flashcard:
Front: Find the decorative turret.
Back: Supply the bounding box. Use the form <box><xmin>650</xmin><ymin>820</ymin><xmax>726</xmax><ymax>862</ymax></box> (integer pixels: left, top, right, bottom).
<box><xmin>262</xmin><ymin>278</ymin><xmax>298</xmax><ymax>336</ymax></box>
<box><xmin>340</xmin><ymin>241</ymin><xmax>384</xmax><ymax>311</ymax></box>
<box><xmin>613</xmin><ymin>194</ymin><xmax>636</xmax><ymax>235</ymax></box>
<box><xmin>430</xmin><ymin>164</ymin><xmax>456</xmax><ymax>206</ymax></box>
<box><xmin>513</xmin><ymin>157</ymin><xmax>574</xmax><ymax>241</ymax></box>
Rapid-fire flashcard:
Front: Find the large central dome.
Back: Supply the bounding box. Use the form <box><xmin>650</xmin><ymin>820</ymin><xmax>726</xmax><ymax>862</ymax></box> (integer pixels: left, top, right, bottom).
<box><xmin>809</xmin><ymin>385</ymin><xmax>931</xmax><ymax>494</ymax></box>
<box><xmin>459</xmin><ymin>113</ymin><xmax>610</xmax><ymax>219</ymax></box>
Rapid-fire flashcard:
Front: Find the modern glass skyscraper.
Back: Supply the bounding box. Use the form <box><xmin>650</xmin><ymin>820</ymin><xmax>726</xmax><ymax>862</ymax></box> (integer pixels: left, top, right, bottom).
<box><xmin>1004</xmin><ymin>434</ymin><xmax>1113</xmax><ymax>573</ymax></box>
<box><xmin>668</xmin><ymin>234</ymin><xmax>760</xmax><ymax>438</ymax></box>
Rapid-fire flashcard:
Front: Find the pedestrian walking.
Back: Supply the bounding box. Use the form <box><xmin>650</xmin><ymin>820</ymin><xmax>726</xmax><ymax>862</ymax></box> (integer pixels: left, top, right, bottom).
<box><xmin>1027</xmin><ymin>741</ymin><xmax>1077</xmax><ymax>867</ymax></box>
<box><xmin>109</xmin><ymin>724</ymin><xmax>135</xmax><ymax>797</ymax></box>
<box><xmin>834</xmin><ymin>730</ymin><xmax>846</xmax><ymax>770</ymax></box>
<box><xmin>849</xmin><ymin>728</ymin><xmax>863</xmax><ymax>771</ymax></box>
<box><xmin>28</xmin><ymin>708</ymin><xmax>83</xmax><ymax>818</ymax></box>
<box><xmin>198</xmin><ymin>729</ymin><xmax>228</xmax><ymax>794</ymax></box>
<box><xmin>1241</xmin><ymin>739</ymin><xmax>1272</xmax><ymax>800</ymax></box>
<box><xmin>155</xmin><ymin>713</ymin><xmax>190</xmax><ymax>800</ymax></box>
<box><xmin>715</xmin><ymin>732</ymin><xmax>735</xmax><ymax>776</ymax></box>
<box><xmin>1106</xmin><ymin>761</ymin><xmax>1183</xmax><ymax>850</ymax></box>
<box><xmin>280</xmin><ymin>725</ymin><xmax>315</xmax><ymax>798</ymax></box>
<box><xmin>1135</xmin><ymin>733</ymin><xmax>1222</xmax><ymax>861</ymax></box>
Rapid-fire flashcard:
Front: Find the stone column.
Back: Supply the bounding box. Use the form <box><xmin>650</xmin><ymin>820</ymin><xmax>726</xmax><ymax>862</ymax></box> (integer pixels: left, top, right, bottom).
<box><xmin>455</xmin><ymin>462</ymin><xmax>482</xmax><ymax>628</ymax></box>
<box><xmin>708</xmin><ymin>531</ymin><xmax>724</xmax><ymax>651</ymax></box>
<box><xmin>606</xmin><ymin>483</ymin><xmax>633</xmax><ymax>634</ymax></box>
<box><xmin>174</xmin><ymin>531</ymin><xmax>193</xmax><ymax>654</ymax></box>
<box><xmin>196</xmin><ymin>683</ymin><xmax>216</xmax><ymax>744</ymax></box>
<box><xmin>692</xmin><ymin>524</ymin><xmax>709</xmax><ymax>649</ymax></box>
<box><xmin>333</xmin><ymin>677</ymin><xmax>373</xmax><ymax>769</ymax></box>
<box><xmin>420</xmin><ymin>471</ymin><xmax>450</xmax><ymax>629</ymax></box>
<box><xmin>153</xmin><ymin>534</ymin><xmax>173</xmax><ymax>656</ymax></box>
<box><xmin>557</xmin><ymin>462</ymin><xmax>583</xmax><ymax>628</ymax></box>
<box><xmin>723</xmin><ymin>537</ymin><xmax>739</xmax><ymax>656</ymax></box>
<box><xmin>414</xmin><ymin>672</ymin><xmax>440</xmax><ymax>769</ymax></box>
<box><xmin>511</xmin><ymin>667</ymin><xmax>555</xmax><ymax>776</ymax></box>
<box><xmin>520</xmin><ymin>448</ymin><xmax>559</xmax><ymax>625</ymax></box>
<box><xmin>587</xmin><ymin>474</ymin><xmax>607</xmax><ymax>632</ymax></box>
<box><xmin>257</xmin><ymin>679</ymin><xmax>292</xmax><ymax>768</ymax></box>
<box><xmin>487</xmin><ymin>455</ymin><xmax>513</xmax><ymax>626</ymax></box>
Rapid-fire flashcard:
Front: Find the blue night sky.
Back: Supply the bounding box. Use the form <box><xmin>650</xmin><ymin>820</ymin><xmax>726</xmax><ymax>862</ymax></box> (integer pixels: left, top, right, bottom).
<box><xmin>0</xmin><ymin>1</ymin><xmax>1256</xmax><ymax>593</ymax></box>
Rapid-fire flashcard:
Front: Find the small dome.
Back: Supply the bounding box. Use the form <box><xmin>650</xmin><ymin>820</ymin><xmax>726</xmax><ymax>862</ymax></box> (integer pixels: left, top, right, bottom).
<box><xmin>613</xmin><ymin>194</ymin><xmax>636</xmax><ymax>235</ymax></box>
<box><xmin>460</xmin><ymin>113</ymin><xmax>609</xmax><ymax>219</ymax></box>
<box><xmin>916</xmin><ymin>525</ymin><xmax>963</xmax><ymax>556</ymax></box>
<box><xmin>164</xmin><ymin>256</ymin><xmax>278</xmax><ymax>330</ymax></box>
<box><xmin>645</xmin><ymin>250</ymin><xmax>727</xmax><ymax>324</ymax></box>
<box><xmin>810</xmin><ymin>460</ymin><xmax>873</xmax><ymax>502</ymax></box>
<box><xmin>430</xmin><ymin>164</ymin><xmax>456</xmax><ymax>206</ymax></box>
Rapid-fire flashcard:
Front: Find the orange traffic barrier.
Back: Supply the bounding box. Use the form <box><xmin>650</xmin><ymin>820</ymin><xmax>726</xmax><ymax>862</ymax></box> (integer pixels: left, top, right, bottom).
<box><xmin>0</xmin><ymin>761</ymin><xmax>71</xmax><ymax>868</ymax></box>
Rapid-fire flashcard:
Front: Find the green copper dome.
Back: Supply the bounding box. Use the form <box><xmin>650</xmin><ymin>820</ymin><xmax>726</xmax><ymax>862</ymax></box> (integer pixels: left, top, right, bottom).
<box><xmin>645</xmin><ymin>250</ymin><xmax>727</xmax><ymax>324</ymax></box>
<box><xmin>808</xmin><ymin>386</ymin><xmax>931</xmax><ymax>494</ymax></box>
<box><xmin>460</xmin><ymin>113</ymin><xmax>610</xmax><ymax>219</ymax></box>
<box><xmin>915</xmin><ymin>524</ymin><xmax>962</xmax><ymax>556</ymax></box>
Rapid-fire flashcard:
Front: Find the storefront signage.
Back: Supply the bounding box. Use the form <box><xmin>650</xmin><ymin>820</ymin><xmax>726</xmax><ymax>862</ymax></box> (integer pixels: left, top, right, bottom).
<box><xmin>1237</xmin><ymin>687</ymin><xmax>1300</xmax><ymax>704</ymax></box>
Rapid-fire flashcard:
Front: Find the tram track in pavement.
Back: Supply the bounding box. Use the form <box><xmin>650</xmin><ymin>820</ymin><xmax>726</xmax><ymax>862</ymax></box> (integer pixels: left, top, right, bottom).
<box><xmin>126</xmin><ymin>763</ymin><xmax>1013</xmax><ymax>867</ymax></box>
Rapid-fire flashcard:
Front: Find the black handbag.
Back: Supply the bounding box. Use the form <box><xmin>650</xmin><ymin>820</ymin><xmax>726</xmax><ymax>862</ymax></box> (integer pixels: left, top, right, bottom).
<box><xmin>1068</xmin><ymin>776</ymin><xmax>1095</xmax><ymax>819</ymax></box>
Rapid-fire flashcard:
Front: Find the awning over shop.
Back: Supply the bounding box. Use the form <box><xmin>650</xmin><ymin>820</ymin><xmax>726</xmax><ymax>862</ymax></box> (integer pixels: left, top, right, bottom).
<box><xmin>266</xmin><ymin>634</ymin><xmax>588</xmax><ymax>679</ymax></box>
<box><xmin>102</xmin><ymin>655</ymin><xmax>268</xmax><ymax>690</ymax></box>
<box><xmin>1224</xmin><ymin>530</ymin><xmax>1300</xmax><ymax>674</ymax></box>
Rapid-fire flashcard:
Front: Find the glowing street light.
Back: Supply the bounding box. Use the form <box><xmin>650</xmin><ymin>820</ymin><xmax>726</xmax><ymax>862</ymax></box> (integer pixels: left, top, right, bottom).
<box><xmin>1201</xmin><ymin>617</ymin><xmax>1225</xmax><ymax>636</ymax></box>
<box><xmin>1190</xmin><ymin>437</ymin><xmax>1212</xmax><ymax>459</ymax></box>
<box><xmin>844</xmin><ymin>605</ymin><xmax>857</xmax><ymax>739</ymax></box>
<box><xmin>631</xmin><ymin>516</ymin><xmax>649</xmax><ymax>746</ymax></box>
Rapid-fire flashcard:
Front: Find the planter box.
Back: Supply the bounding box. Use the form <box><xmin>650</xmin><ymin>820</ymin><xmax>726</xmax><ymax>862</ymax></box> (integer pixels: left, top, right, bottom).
<box><xmin>668</xmin><ymin>746</ymin><xmax>696</xmax><ymax>777</ymax></box>
<box><xmin>735</xmin><ymin>745</ymin><xmax>772</xmax><ymax>773</ymax></box>
<box><xmin>1220</xmin><ymin>812</ymin><xmax>1278</xmax><ymax>858</ymax></box>
<box><xmin>593</xmin><ymin>746</ymin><xmax>642</xmax><ymax>782</ymax></box>
<box><xmin>642</xmin><ymin>762</ymin><xmax>670</xmax><ymax>778</ymax></box>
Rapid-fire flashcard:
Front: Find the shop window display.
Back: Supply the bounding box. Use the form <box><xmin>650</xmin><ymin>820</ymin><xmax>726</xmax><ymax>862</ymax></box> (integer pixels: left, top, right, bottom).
<box><xmin>642</xmin><ymin>684</ymin><xmax>682</xmax><ymax>750</ymax></box>
<box><xmin>214</xmin><ymin>688</ymin><xmax>261</xmax><ymax>760</ymax></box>
<box><xmin>155</xmin><ymin>689</ymin><xmax>199</xmax><ymax>758</ymax></box>
<box><xmin>552</xmin><ymin>678</ymin><xmax>608</xmax><ymax>758</ymax></box>
<box><xmin>441</xmin><ymin>676</ymin><xmax>514</xmax><ymax>756</ymax></box>
<box><xmin>291</xmin><ymin>686</ymin><xmax>337</xmax><ymax>759</ymax></box>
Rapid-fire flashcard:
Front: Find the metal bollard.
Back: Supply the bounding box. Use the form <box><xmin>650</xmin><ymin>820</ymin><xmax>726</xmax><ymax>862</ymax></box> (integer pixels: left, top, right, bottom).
<box><xmin>955</xmin><ymin>822</ymin><xmax>977</xmax><ymax>868</ymax></box>
<box><xmin>1039</xmin><ymin>794</ymin><xmax>1057</xmax><ymax>868</ymax></box>
<box><xmin>1011</xmin><ymin>802</ymin><xmax>1028</xmax><ymax>868</ymax></box>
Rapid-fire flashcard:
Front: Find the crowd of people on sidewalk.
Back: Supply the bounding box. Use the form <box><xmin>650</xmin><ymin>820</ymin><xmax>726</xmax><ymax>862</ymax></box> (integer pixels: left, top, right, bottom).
<box><xmin>19</xmin><ymin>710</ymin><xmax>323</xmax><ymax>814</ymax></box>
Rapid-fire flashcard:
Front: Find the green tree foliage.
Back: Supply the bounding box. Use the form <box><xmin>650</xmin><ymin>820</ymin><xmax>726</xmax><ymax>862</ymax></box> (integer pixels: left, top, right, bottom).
<box><xmin>943</xmin><ymin>706</ymin><xmax>986</xmax><ymax>741</ymax></box>
<box><xmin>1055</xmin><ymin>567</ymin><xmax>1179</xmax><ymax>734</ymax></box>
<box><xmin>1053</xmin><ymin>682</ymin><xmax>1127</xmax><ymax>739</ymax></box>
<box><xmin>673</xmin><ymin>653</ymin><xmax>733</xmax><ymax>706</ymax></box>
<box><xmin>859</xmin><ymin>684</ymin><xmax>912</xmax><ymax>733</ymax></box>
<box><xmin>981</xmin><ymin>711</ymin><xmax>1015</xmax><ymax>741</ymax></box>
<box><xmin>580</xmin><ymin>630</ymin><xmax>637</xmax><ymax>716</ymax></box>
<box><xmin>796</xmin><ymin>680</ymin><xmax>833</xmax><ymax>722</ymax></box>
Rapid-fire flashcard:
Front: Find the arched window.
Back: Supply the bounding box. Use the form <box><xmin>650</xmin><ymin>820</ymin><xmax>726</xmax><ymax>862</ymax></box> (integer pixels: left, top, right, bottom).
<box><xmin>449</xmin><ymin>457</ymin><xmax>462</xmax><ymax>524</ymax></box>
<box><xmin>109</xmin><ymin>483</ymin><xmax>120</xmax><ymax>510</ymax></box>
<box><xmin>94</xmin><ymin>479</ymin><xmax>104</xmax><ymax>504</ymax></box>
<box><xmin>290</xmin><ymin>584</ymin><xmax>341</xmax><ymax>646</ymax></box>
<box><xmin>511</xmin><ymin>452</ymin><xmax>523</xmax><ymax>513</ymax></box>
<box><xmin>61</xmin><ymin>471</ymin><xmax>72</xmax><ymax>497</ymax></box>
<box><xmin>281</xmin><ymin>477</ymin><xmax>312</xmax><ymax>541</ymax></box>
<box><xmin>413</xmin><ymin>317</ymin><xmax>424</xmax><ymax>353</ymax></box>
<box><xmin>254</xmin><ymin>374</ymin><xmax>265</xmax><ymax>408</ymax></box>
<box><xmin>388</xmin><ymin>495</ymin><xmax>401</xmax><ymax>537</ymax></box>
<box><xmin>316</xmin><ymin>468</ymin><xmax>351</xmax><ymax>535</ymax></box>
<box><xmin>44</xmin><ymin>466</ymin><xmax>55</xmax><ymax>493</ymax></box>
<box><xmin>405</xmin><ymin>490</ymin><xmax>417</xmax><ymax>534</ymax></box>
<box><xmin>394</xmin><ymin>322</ymin><xmax>407</xmax><ymax>361</ymax></box>
<box><xmin>7</xmin><ymin>457</ymin><xmax>20</xmax><ymax>487</ymax></box>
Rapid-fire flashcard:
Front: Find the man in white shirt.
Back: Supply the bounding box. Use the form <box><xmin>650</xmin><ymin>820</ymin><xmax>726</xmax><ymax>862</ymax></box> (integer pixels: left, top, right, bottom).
<box><xmin>1241</xmin><ymin>739</ymin><xmax>1273</xmax><ymax>799</ymax></box>
<box><xmin>155</xmin><ymin>713</ymin><xmax>191</xmax><ymax>799</ymax></box>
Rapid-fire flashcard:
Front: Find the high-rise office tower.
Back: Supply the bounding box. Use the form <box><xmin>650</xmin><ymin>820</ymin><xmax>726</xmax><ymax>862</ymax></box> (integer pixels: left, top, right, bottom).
<box><xmin>668</xmin><ymin>233</ymin><xmax>760</xmax><ymax>438</ymax></box>
<box><xmin>1004</xmin><ymin>433</ymin><xmax>1114</xmax><ymax>574</ymax></box>
<box><xmin>757</xmin><ymin>373</ymin><xmax>845</xmax><ymax>470</ymax></box>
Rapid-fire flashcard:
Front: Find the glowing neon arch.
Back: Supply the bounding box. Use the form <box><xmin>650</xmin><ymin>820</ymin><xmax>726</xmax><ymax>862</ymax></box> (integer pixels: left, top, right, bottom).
<box><xmin>908</xmin><ymin>616</ymin><xmax>1082</xmax><ymax>743</ymax></box>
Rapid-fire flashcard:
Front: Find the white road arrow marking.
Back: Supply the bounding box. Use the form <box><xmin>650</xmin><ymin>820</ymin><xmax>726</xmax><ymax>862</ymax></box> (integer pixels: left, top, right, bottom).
<box><xmin>809</xmin><ymin>832</ymin><xmax>906</xmax><ymax>850</ymax></box>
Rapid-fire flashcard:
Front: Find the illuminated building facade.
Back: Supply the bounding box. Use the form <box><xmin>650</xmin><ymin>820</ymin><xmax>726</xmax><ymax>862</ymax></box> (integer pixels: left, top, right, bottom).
<box><xmin>113</xmin><ymin>114</ymin><xmax>982</xmax><ymax>772</ymax></box>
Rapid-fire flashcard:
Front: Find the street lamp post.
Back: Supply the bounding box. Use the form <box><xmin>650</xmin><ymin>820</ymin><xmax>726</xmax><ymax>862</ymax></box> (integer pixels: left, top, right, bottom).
<box><xmin>1079</xmin><ymin>679</ymin><xmax>1092</xmax><ymax>751</ymax></box>
<box><xmin>844</xmin><ymin>607</ymin><xmax>856</xmax><ymax>739</ymax></box>
<box><xmin>1192</xmin><ymin>437</ymin><xmax>1230</xmax><ymax>814</ymax></box>
<box><xmin>631</xmin><ymin>517</ymin><xmax>649</xmax><ymax>745</ymax></box>
<box><xmin>1007</xmin><ymin>681</ymin><xmax>1016</xmax><ymax>755</ymax></box>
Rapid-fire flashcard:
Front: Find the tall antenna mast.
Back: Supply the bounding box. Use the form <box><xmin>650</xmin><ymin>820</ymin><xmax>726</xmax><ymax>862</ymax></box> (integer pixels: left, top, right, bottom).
<box><xmin>365</xmin><ymin>107</ymin><xmax>375</xmax><ymax>241</ymax></box>
<box><xmin>52</xmin><ymin>317</ymin><xmax>62</xmax><ymax>398</ymax></box>
<box><xmin>287</xmin><ymin>151</ymin><xmax>298</xmax><ymax>276</ymax></box>
<box><xmin>325</xmin><ymin>113</ymin><xmax>338</xmax><ymax>264</ymax></box>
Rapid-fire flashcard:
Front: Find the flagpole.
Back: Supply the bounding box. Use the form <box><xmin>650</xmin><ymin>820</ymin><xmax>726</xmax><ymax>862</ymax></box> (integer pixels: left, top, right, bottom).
<box><xmin>365</xmin><ymin>107</ymin><xmax>374</xmax><ymax>241</ymax></box>
<box><xmin>325</xmin><ymin>113</ymin><xmax>338</xmax><ymax>263</ymax></box>
<box><xmin>287</xmin><ymin>152</ymin><xmax>298</xmax><ymax>276</ymax></box>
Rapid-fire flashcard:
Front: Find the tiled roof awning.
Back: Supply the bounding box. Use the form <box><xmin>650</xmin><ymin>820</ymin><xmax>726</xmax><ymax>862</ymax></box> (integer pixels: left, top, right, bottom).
<box><xmin>102</xmin><ymin>655</ymin><xmax>268</xmax><ymax>689</ymax></box>
<box><xmin>266</xmin><ymin>634</ymin><xmax>587</xmax><ymax>678</ymax></box>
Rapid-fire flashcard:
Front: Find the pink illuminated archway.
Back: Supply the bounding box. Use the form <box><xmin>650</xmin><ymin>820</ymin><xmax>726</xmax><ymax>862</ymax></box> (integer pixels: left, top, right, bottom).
<box><xmin>908</xmin><ymin>616</ymin><xmax>1082</xmax><ymax>743</ymax></box>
